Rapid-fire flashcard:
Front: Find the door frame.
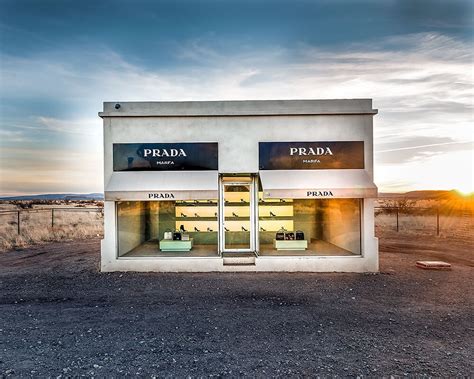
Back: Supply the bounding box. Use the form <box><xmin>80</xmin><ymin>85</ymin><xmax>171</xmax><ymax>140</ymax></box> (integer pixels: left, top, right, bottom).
<box><xmin>218</xmin><ymin>176</ymin><xmax>258</xmax><ymax>254</ymax></box>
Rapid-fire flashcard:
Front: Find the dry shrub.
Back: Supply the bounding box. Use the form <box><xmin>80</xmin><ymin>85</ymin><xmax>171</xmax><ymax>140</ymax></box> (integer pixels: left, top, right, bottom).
<box><xmin>0</xmin><ymin>208</ymin><xmax>103</xmax><ymax>251</ymax></box>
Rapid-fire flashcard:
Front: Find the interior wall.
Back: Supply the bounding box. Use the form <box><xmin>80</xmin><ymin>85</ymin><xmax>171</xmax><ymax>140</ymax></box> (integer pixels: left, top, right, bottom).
<box><xmin>147</xmin><ymin>202</ymin><xmax>160</xmax><ymax>240</ymax></box>
<box><xmin>157</xmin><ymin>201</ymin><xmax>175</xmax><ymax>241</ymax></box>
<box><xmin>293</xmin><ymin>199</ymin><xmax>318</xmax><ymax>242</ymax></box>
<box><xmin>117</xmin><ymin>201</ymin><xmax>147</xmax><ymax>256</ymax></box>
<box><xmin>321</xmin><ymin>199</ymin><xmax>361</xmax><ymax>254</ymax></box>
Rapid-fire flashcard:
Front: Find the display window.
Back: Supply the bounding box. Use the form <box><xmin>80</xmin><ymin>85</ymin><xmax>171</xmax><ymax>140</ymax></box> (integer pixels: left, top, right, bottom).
<box><xmin>117</xmin><ymin>200</ymin><xmax>218</xmax><ymax>257</ymax></box>
<box><xmin>258</xmin><ymin>197</ymin><xmax>362</xmax><ymax>256</ymax></box>
<box><xmin>116</xmin><ymin>196</ymin><xmax>362</xmax><ymax>258</ymax></box>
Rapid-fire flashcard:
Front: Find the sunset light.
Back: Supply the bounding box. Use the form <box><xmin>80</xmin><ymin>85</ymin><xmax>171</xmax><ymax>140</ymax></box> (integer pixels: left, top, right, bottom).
<box><xmin>1</xmin><ymin>2</ymin><xmax>473</xmax><ymax>197</ymax></box>
<box><xmin>0</xmin><ymin>1</ymin><xmax>473</xmax><ymax>377</ymax></box>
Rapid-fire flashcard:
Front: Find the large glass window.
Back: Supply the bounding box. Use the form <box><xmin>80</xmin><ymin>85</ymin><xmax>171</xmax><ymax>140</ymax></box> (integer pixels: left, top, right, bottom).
<box><xmin>117</xmin><ymin>200</ymin><xmax>218</xmax><ymax>257</ymax></box>
<box><xmin>258</xmin><ymin>197</ymin><xmax>362</xmax><ymax>256</ymax></box>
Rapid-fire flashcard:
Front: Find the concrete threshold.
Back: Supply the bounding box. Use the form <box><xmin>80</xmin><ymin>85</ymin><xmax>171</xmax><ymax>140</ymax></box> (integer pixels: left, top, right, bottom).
<box><xmin>222</xmin><ymin>253</ymin><xmax>256</xmax><ymax>266</ymax></box>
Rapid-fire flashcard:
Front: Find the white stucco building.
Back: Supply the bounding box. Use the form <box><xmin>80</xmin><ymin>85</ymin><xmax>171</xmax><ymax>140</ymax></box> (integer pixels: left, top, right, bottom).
<box><xmin>99</xmin><ymin>99</ymin><xmax>378</xmax><ymax>272</ymax></box>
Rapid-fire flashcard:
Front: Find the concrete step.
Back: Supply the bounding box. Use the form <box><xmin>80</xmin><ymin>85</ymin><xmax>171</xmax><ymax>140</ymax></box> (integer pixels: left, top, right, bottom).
<box><xmin>223</xmin><ymin>254</ymin><xmax>256</xmax><ymax>266</ymax></box>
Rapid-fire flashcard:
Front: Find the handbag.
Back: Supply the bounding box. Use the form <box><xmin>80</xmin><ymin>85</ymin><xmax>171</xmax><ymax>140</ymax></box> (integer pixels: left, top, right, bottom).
<box><xmin>276</xmin><ymin>228</ymin><xmax>285</xmax><ymax>240</ymax></box>
<box><xmin>285</xmin><ymin>232</ymin><xmax>295</xmax><ymax>240</ymax></box>
<box><xmin>173</xmin><ymin>231</ymin><xmax>182</xmax><ymax>240</ymax></box>
<box><xmin>295</xmin><ymin>230</ymin><xmax>305</xmax><ymax>240</ymax></box>
<box><xmin>181</xmin><ymin>233</ymin><xmax>190</xmax><ymax>241</ymax></box>
<box><xmin>163</xmin><ymin>229</ymin><xmax>173</xmax><ymax>240</ymax></box>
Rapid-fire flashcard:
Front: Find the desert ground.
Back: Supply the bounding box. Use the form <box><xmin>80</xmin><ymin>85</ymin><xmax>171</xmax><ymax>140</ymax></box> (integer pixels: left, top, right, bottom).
<box><xmin>0</xmin><ymin>199</ymin><xmax>473</xmax><ymax>377</ymax></box>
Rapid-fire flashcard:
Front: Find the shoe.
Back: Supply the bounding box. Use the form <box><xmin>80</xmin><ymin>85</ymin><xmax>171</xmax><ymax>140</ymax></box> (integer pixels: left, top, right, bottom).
<box><xmin>194</xmin><ymin>227</ymin><xmax>200</xmax><ymax>232</ymax></box>
<box><xmin>232</xmin><ymin>212</ymin><xmax>239</xmax><ymax>217</ymax></box>
<box><xmin>224</xmin><ymin>227</ymin><xmax>230</xmax><ymax>232</ymax></box>
<box><xmin>207</xmin><ymin>227</ymin><xmax>213</xmax><ymax>232</ymax></box>
<box><xmin>270</xmin><ymin>211</ymin><xmax>276</xmax><ymax>217</ymax></box>
<box><xmin>180</xmin><ymin>213</ymin><xmax>187</xmax><ymax>217</ymax></box>
<box><xmin>241</xmin><ymin>226</ymin><xmax>248</xmax><ymax>231</ymax></box>
<box><xmin>260</xmin><ymin>227</ymin><xmax>266</xmax><ymax>231</ymax></box>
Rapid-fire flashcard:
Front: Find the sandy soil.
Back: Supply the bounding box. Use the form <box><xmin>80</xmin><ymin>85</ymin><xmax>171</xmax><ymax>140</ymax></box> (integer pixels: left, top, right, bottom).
<box><xmin>0</xmin><ymin>235</ymin><xmax>473</xmax><ymax>377</ymax></box>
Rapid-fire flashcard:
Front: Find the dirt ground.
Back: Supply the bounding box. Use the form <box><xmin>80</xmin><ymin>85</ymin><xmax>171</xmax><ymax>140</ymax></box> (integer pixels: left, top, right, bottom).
<box><xmin>0</xmin><ymin>235</ymin><xmax>473</xmax><ymax>377</ymax></box>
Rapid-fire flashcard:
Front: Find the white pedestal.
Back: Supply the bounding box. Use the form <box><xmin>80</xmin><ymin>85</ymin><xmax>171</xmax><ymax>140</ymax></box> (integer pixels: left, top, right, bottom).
<box><xmin>273</xmin><ymin>239</ymin><xmax>308</xmax><ymax>251</ymax></box>
<box><xmin>159</xmin><ymin>238</ymin><xmax>194</xmax><ymax>251</ymax></box>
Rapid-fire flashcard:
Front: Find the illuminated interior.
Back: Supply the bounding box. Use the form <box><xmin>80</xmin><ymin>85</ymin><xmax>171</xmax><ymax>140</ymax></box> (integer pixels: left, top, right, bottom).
<box><xmin>117</xmin><ymin>200</ymin><xmax>219</xmax><ymax>257</ymax></box>
<box><xmin>258</xmin><ymin>197</ymin><xmax>362</xmax><ymax>256</ymax></box>
<box><xmin>116</xmin><ymin>196</ymin><xmax>362</xmax><ymax>257</ymax></box>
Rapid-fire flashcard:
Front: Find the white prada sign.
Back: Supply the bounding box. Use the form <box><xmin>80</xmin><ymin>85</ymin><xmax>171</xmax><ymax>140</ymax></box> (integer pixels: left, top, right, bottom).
<box><xmin>289</xmin><ymin>147</ymin><xmax>333</xmax><ymax>156</ymax></box>
<box><xmin>143</xmin><ymin>148</ymin><xmax>187</xmax><ymax>158</ymax></box>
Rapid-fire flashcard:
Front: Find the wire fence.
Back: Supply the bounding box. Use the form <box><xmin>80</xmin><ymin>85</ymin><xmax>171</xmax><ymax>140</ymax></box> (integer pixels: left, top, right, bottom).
<box><xmin>1</xmin><ymin>206</ymin><xmax>471</xmax><ymax>238</ymax></box>
<box><xmin>0</xmin><ymin>207</ymin><xmax>104</xmax><ymax>235</ymax></box>
<box><xmin>375</xmin><ymin>206</ymin><xmax>442</xmax><ymax>235</ymax></box>
<box><xmin>374</xmin><ymin>206</ymin><xmax>473</xmax><ymax>239</ymax></box>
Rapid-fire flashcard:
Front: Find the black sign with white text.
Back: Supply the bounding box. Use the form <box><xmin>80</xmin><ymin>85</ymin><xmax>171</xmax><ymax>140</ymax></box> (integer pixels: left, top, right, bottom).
<box><xmin>113</xmin><ymin>143</ymin><xmax>218</xmax><ymax>171</ymax></box>
<box><xmin>259</xmin><ymin>141</ymin><xmax>364</xmax><ymax>170</ymax></box>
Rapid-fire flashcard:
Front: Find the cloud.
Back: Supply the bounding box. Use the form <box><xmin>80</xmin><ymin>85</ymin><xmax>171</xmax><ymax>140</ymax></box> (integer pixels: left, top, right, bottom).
<box><xmin>375</xmin><ymin>136</ymin><xmax>473</xmax><ymax>164</ymax></box>
<box><xmin>0</xmin><ymin>32</ymin><xmax>473</xmax><ymax>193</ymax></box>
<box><xmin>0</xmin><ymin>129</ymin><xmax>26</xmax><ymax>143</ymax></box>
<box><xmin>37</xmin><ymin>117</ymin><xmax>101</xmax><ymax>135</ymax></box>
<box><xmin>0</xmin><ymin>147</ymin><xmax>103</xmax><ymax>195</ymax></box>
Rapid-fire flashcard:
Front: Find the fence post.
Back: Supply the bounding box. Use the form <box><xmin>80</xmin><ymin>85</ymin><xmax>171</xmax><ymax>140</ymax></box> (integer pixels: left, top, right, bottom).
<box><xmin>17</xmin><ymin>211</ymin><xmax>20</xmax><ymax>235</ymax></box>
<box><xmin>436</xmin><ymin>207</ymin><xmax>440</xmax><ymax>236</ymax></box>
<box><xmin>51</xmin><ymin>209</ymin><xmax>54</xmax><ymax>228</ymax></box>
<box><xmin>396</xmin><ymin>208</ymin><xmax>399</xmax><ymax>232</ymax></box>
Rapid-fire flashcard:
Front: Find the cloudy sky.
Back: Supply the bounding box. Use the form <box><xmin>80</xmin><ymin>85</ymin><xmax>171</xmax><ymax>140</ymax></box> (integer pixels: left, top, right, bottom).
<box><xmin>0</xmin><ymin>0</ymin><xmax>473</xmax><ymax>195</ymax></box>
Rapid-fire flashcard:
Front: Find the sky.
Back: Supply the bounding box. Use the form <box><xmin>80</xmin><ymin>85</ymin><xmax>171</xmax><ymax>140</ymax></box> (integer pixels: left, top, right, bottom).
<box><xmin>0</xmin><ymin>0</ymin><xmax>473</xmax><ymax>196</ymax></box>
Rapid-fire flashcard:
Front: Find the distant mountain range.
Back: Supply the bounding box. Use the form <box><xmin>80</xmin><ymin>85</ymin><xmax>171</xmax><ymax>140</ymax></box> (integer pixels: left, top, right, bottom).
<box><xmin>379</xmin><ymin>190</ymin><xmax>472</xmax><ymax>200</ymax></box>
<box><xmin>0</xmin><ymin>193</ymin><xmax>104</xmax><ymax>201</ymax></box>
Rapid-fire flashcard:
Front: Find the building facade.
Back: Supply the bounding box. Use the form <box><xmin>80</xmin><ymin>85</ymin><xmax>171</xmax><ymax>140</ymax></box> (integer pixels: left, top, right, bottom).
<box><xmin>100</xmin><ymin>99</ymin><xmax>378</xmax><ymax>272</ymax></box>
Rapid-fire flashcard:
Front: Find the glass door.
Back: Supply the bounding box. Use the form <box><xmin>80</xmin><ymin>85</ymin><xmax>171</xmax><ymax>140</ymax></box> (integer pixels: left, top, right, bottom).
<box><xmin>219</xmin><ymin>177</ymin><xmax>257</xmax><ymax>253</ymax></box>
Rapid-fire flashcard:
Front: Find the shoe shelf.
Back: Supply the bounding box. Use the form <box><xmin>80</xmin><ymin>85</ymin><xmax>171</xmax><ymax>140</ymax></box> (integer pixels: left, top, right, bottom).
<box><xmin>176</xmin><ymin>217</ymin><xmax>217</xmax><ymax>221</ymax></box>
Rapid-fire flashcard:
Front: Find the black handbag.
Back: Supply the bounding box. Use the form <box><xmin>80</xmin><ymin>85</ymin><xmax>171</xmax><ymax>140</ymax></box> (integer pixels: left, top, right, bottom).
<box><xmin>173</xmin><ymin>231</ymin><xmax>182</xmax><ymax>240</ymax></box>
<box><xmin>276</xmin><ymin>228</ymin><xmax>285</xmax><ymax>240</ymax></box>
<box><xmin>295</xmin><ymin>230</ymin><xmax>305</xmax><ymax>240</ymax></box>
<box><xmin>285</xmin><ymin>232</ymin><xmax>295</xmax><ymax>240</ymax></box>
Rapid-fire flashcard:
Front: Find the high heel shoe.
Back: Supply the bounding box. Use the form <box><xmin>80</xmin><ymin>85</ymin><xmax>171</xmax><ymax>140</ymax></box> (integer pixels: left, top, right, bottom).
<box><xmin>270</xmin><ymin>211</ymin><xmax>276</xmax><ymax>217</ymax></box>
<box><xmin>232</xmin><ymin>212</ymin><xmax>239</xmax><ymax>217</ymax></box>
<box><xmin>241</xmin><ymin>226</ymin><xmax>248</xmax><ymax>231</ymax></box>
<box><xmin>180</xmin><ymin>213</ymin><xmax>187</xmax><ymax>217</ymax></box>
<box><xmin>194</xmin><ymin>227</ymin><xmax>200</xmax><ymax>232</ymax></box>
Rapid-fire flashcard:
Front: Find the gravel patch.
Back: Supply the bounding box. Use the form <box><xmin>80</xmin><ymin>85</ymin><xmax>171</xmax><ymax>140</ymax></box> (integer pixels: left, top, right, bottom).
<box><xmin>0</xmin><ymin>236</ymin><xmax>473</xmax><ymax>377</ymax></box>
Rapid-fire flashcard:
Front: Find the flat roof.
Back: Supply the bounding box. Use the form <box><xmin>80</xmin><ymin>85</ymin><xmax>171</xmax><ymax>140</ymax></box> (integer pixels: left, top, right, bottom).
<box><xmin>99</xmin><ymin>99</ymin><xmax>377</xmax><ymax>117</ymax></box>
